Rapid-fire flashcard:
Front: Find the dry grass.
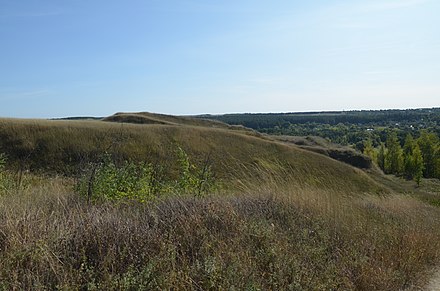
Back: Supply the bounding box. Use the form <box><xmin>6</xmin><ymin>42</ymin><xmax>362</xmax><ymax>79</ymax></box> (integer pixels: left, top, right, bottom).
<box><xmin>0</xmin><ymin>117</ymin><xmax>382</xmax><ymax>193</ymax></box>
<box><xmin>1</xmin><ymin>175</ymin><xmax>440</xmax><ymax>290</ymax></box>
<box><xmin>103</xmin><ymin>112</ymin><xmax>232</xmax><ymax>129</ymax></box>
<box><xmin>1</xmin><ymin>116</ymin><xmax>439</xmax><ymax>289</ymax></box>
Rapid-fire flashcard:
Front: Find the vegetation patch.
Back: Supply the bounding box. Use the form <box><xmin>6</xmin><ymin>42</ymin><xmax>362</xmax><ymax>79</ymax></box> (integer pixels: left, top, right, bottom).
<box><xmin>0</xmin><ymin>179</ymin><xmax>439</xmax><ymax>289</ymax></box>
<box><xmin>76</xmin><ymin>147</ymin><xmax>216</xmax><ymax>203</ymax></box>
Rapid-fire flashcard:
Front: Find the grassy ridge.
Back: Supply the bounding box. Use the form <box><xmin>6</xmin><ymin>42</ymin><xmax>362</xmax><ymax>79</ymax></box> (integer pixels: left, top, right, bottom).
<box><xmin>103</xmin><ymin>112</ymin><xmax>232</xmax><ymax>128</ymax></box>
<box><xmin>0</xmin><ymin>117</ymin><xmax>383</xmax><ymax>193</ymax></box>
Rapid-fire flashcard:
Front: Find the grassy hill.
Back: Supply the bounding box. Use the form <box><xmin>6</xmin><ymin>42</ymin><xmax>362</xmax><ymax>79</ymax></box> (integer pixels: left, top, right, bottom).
<box><xmin>3</xmin><ymin>112</ymin><xmax>440</xmax><ymax>289</ymax></box>
<box><xmin>0</xmin><ymin>113</ymin><xmax>381</xmax><ymax>193</ymax></box>
<box><xmin>103</xmin><ymin>112</ymin><xmax>230</xmax><ymax>128</ymax></box>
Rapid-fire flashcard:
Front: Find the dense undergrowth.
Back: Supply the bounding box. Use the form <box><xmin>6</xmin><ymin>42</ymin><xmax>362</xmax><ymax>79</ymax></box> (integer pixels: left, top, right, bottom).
<box><xmin>1</xmin><ymin>170</ymin><xmax>440</xmax><ymax>290</ymax></box>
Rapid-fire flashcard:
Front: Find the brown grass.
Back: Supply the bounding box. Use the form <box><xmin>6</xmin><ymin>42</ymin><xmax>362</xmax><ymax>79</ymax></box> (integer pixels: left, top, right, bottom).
<box><xmin>1</xmin><ymin>116</ymin><xmax>439</xmax><ymax>289</ymax></box>
<box><xmin>103</xmin><ymin>112</ymin><xmax>231</xmax><ymax>128</ymax></box>
<box><xmin>1</xmin><ymin>175</ymin><xmax>440</xmax><ymax>290</ymax></box>
<box><xmin>0</xmin><ymin>117</ymin><xmax>382</xmax><ymax>193</ymax></box>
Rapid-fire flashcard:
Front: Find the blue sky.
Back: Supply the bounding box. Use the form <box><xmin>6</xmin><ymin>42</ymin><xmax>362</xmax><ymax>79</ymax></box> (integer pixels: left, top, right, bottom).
<box><xmin>1</xmin><ymin>0</ymin><xmax>439</xmax><ymax>118</ymax></box>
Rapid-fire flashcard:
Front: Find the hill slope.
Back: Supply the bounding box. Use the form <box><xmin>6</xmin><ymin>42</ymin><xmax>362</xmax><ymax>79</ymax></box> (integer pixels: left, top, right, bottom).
<box><xmin>0</xmin><ymin>113</ymin><xmax>383</xmax><ymax>193</ymax></box>
<box><xmin>3</xmin><ymin>113</ymin><xmax>440</xmax><ymax>290</ymax></box>
<box><xmin>103</xmin><ymin>112</ymin><xmax>229</xmax><ymax>128</ymax></box>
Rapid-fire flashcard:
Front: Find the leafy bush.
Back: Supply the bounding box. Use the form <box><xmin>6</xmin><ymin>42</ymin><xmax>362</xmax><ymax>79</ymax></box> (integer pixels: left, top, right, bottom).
<box><xmin>76</xmin><ymin>148</ymin><xmax>216</xmax><ymax>202</ymax></box>
<box><xmin>176</xmin><ymin>146</ymin><xmax>216</xmax><ymax>197</ymax></box>
<box><xmin>76</xmin><ymin>156</ymin><xmax>162</xmax><ymax>203</ymax></box>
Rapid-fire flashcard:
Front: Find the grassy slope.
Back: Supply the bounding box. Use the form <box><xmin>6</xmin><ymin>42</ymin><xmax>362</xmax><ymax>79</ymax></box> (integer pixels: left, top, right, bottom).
<box><xmin>103</xmin><ymin>112</ymin><xmax>232</xmax><ymax>128</ymax></box>
<box><xmin>1</xmin><ymin>175</ymin><xmax>439</xmax><ymax>289</ymax></box>
<box><xmin>3</xmin><ymin>113</ymin><xmax>440</xmax><ymax>289</ymax></box>
<box><xmin>0</xmin><ymin>116</ymin><xmax>382</xmax><ymax>193</ymax></box>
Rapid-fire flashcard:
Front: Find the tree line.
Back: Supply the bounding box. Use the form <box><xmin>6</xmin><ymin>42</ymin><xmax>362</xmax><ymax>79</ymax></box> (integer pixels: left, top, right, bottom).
<box><xmin>199</xmin><ymin>108</ymin><xmax>440</xmax><ymax>148</ymax></box>
<box><xmin>363</xmin><ymin>131</ymin><xmax>440</xmax><ymax>185</ymax></box>
<box><xmin>200</xmin><ymin>108</ymin><xmax>440</xmax><ymax>131</ymax></box>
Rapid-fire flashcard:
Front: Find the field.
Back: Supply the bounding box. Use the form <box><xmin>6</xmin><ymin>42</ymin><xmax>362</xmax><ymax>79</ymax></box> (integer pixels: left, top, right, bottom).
<box><xmin>1</xmin><ymin>112</ymin><xmax>440</xmax><ymax>289</ymax></box>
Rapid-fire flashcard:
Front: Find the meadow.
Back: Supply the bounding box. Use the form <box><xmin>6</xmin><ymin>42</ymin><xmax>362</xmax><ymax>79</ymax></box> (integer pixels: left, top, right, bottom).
<box><xmin>1</xmin><ymin>113</ymin><xmax>440</xmax><ymax>290</ymax></box>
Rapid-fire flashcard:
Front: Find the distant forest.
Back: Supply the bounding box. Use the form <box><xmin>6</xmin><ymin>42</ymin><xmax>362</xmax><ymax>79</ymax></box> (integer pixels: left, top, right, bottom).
<box><xmin>198</xmin><ymin>108</ymin><xmax>440</xmax><ymax>148</ymax></box>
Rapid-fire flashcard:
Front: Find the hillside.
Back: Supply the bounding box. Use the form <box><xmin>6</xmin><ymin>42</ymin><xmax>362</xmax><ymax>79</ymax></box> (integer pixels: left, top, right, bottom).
<box><xmin>103</xmin><ymin>112</ymin><xmax>230</xmax><ymax>128</ymax></box>
<box><xmin>3</xmin><ymin>113</ymin><xmax>440</xmax><ymax>289</ymax></box>
<box><xmin>0</xmin><ymin>114</ymin><xmax>382</xmax><ymax>193</ymax></box>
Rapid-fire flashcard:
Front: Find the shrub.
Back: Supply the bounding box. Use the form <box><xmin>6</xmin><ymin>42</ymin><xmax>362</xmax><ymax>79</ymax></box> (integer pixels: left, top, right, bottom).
<box><xmin>176</xmin><ymin>146</ymin><xmax>216</xmax><ymax>197</ymax></box>
<box><xmin>76</xmin><ymin>155</ymin><xmax>162</xmax><ymax>203</ymax></box>
<box><xmin>76</xmin><ymin>148</ymin><xmax>216</xmax><ymax>202</ymax></box>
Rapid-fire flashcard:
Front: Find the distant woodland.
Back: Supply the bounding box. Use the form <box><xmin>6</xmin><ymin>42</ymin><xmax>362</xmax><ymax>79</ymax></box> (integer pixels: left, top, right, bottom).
<box><xmin>200</xmin><ymin>108</ymin><xmax>440</xmax><ymax>181</ymax></box>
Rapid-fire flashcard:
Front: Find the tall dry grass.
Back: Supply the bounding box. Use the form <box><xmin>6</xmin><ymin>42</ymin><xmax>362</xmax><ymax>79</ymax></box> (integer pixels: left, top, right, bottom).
<box><xmin>0</xmin><ymin>117</ymin><xmax>382</xmax><ymax>194</ymax></box>
<box><xmin>1</xmin><ymin>174</ymin><xmax>440</xmax><ymax>290</ymax></box>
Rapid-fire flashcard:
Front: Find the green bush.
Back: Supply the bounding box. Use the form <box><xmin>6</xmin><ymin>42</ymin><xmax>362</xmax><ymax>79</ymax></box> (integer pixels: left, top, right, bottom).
<box><xmin>76</xmin><ymin>156</ymin><xmax>162</xmax><ymax>203</ymax></box>
<box><xmin>76</xmin><ymin>148</ymin><xmax>216</xmax><ymax>203</ymax></box>
<box><xmin>176</xmin><ymin>146</ymin><xmax>216</xmax><ymax>197</ymax></box>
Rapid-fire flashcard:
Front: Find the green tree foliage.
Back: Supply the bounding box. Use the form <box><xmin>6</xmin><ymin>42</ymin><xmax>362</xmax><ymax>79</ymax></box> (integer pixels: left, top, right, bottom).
<box><xmin>384</xmin><ymin>131</ymin><xmax>404</xmax><ymax>175</ymax></box>
<box><xmin>363</xmin><ymin>139</ymin><xmax>377</xmax><ymax>164</ymax></box>
<box><xmin>436</xmin><ymin>148</ymin><xmax>440</xmax><ymax>179</ymax></box>
<box><xmin>202</xmin><ymin>108</ymin><xmax>440</xmax><ymax>146</ymax></box>
<box><xmin>412</xmin><ymin>144</ymin><xmax>424</xmax><ymax>186</ymax></box>
<box><xmin>403</xmin><ymin>134</ymin><xmax>416</xmax><ymax>179</ymax></box>
<box><xmin>401</xmin><ymin>134</ymin><xmax>425</xmax><ymax>184</ymax></box>
<box><xmin>377</xmin><ymin>143</ymin><xmax>386</xmax><ymax>172</ymax></box>
<box><xmin>403</xmin><ymin>134</ymin><xmax>415</xmax><ymax>156</ymax></box>
<box><xmin>417</xmin><ymin>131</ymin><xmax>439</xmax><ymax>178</ymax></box>
<box><xmin>365</xmin><ymin>131</ymin><xmax>439</xmax><ymax>183</ymax></box>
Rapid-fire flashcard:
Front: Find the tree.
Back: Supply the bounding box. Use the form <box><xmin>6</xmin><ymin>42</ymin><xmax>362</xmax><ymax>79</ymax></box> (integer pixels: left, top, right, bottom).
<box><xmin>403</xmin><ymin>134</ymin><xmax>416</xmax><ymax>179</ymax></box>
<box><xmin>436</xmin><ymin>147</ymin><xmax>440</xmax><ymax>179</ymax></box>
<box><xmin>412</xmin><ymin>144</ymin><xmax>424</xmax><ymax>186</ymax></box>
<box><xmin>417</xmin><ymin>131</ymin><xmax>439</xmax><ymax>178</ymax></box>
<box><xmin>403</xmin><ymin>134</ymin><xmax>415</xmax><ymax>156</ymax></box>
<box><xmin>377</xmin><ymin>143</ymin><xmax>386</xmax><ymax>172</ymax></box>
<box><xmin>363</xmin><ymin>139</ymin><xmax>377</xmax><ymax>164</ymax></box>
<box><xmin>384</xmin><ymin>131</ymin><xmax>403</xmax><ymax>175</ymax></box>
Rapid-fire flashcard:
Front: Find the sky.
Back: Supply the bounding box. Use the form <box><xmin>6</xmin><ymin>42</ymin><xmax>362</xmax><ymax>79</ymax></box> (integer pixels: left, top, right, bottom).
<box><xmin>0</xmin><ymin>0</ymin><xmax>439</xmax><ymax>118</ymax></box>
